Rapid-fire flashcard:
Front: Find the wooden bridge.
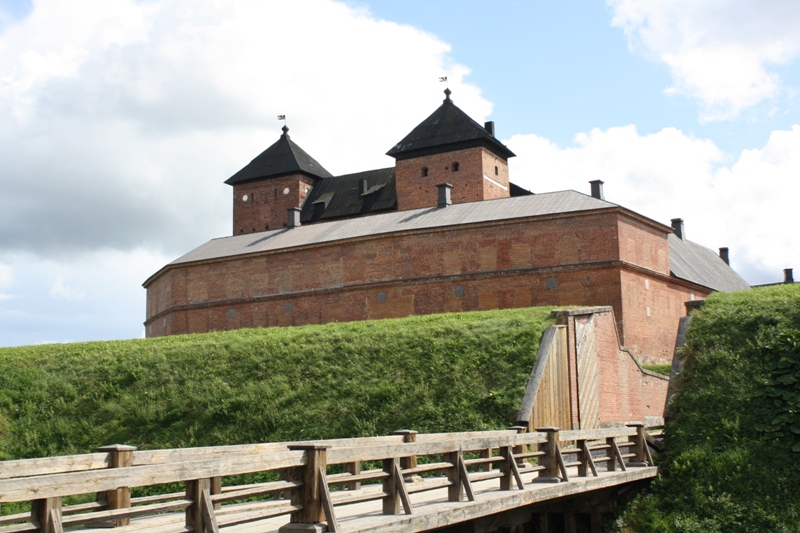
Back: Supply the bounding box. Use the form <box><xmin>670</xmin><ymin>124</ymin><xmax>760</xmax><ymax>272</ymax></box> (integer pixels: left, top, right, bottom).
<box><xmin>0</xmin><ymin>423</ymin><xmax>661</xmax><ymax>533</ymax></box>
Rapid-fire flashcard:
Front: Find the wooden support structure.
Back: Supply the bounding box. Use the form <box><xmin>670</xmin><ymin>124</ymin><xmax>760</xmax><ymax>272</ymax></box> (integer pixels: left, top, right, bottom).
<box><xmin>626</xmin><ymin>423</ymin><xmax>653</xmax><ymax>466</ymax></box>
<box><xmin>0</xmin><ymin>423</ymin><xmax>660</xmax><ymax>533</ymax></box>
<box><xmin>96</xmin><ymin>444</ymin><xmax>137</xmax><ymax>527</ymax></box>
<box><xmin>31</xmin><ymin>497</ymin><xmax>62</xmax><ymax>533</ymax></box>
<box><xmin>285</xmin><ymin>444</ymin><xmax>333</xmax><ymax>531</ymax></box>
<box><xmin>534</xmin><ymin>427</ymin><xmax>561</xmax><ymax>483</ymax></box>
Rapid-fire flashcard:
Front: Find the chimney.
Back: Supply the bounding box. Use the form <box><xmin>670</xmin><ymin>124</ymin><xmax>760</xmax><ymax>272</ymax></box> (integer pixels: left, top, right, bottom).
<box><xmin>719</xmin><ymin>247</ymin><xmax>729</xmax><ymax>265</ymax></box>
<box><xmin>484</xmin><ymin>121</ymin><xmax>495</xmax><ymax>137</ymax></box>
<box><xmin>437</xmin><ymin>183</ymin><xmax>453</xmax><ymax>207</ymax></box>
<box><xmin>287</xmin><ymin>207</ymin><xmax>301</xmax><ymax>229</ymax></box>
<box><xmin>671</xmin><ymin>218</ymin><xmax>685</xmax><ymax>240</ymax></box>
<box><xmin>589</xmin><ymin>180</ymin><xmax>604</xmax><ymax>200</ymax></box>
<box><xmin>785</xmin><ymin>268</ymin><xmax>794</xmax><ymax>284</ymax></box>
<box><xmin>360</xmin><ymin>178</ymin><xmax>368</xmax><ymax>195</ymax></box>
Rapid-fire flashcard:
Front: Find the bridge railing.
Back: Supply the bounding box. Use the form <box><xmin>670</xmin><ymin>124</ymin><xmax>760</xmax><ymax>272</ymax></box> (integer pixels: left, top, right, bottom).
<box><xmin>0</xmin><ymin>422</ymin><xmax>660</xmax><ymax>533</ymax></box>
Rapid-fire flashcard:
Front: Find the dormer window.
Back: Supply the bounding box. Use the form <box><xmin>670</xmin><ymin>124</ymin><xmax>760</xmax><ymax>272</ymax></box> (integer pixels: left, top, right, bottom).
<box><xmin>452</xmin><ymin>162</ymin><xmax>460</xmax><ymax>172</ymax></box>
<box><xmin>422</xmin><ymin>167</ymin><xmax>429</xmax><ymax>177</ymax></box>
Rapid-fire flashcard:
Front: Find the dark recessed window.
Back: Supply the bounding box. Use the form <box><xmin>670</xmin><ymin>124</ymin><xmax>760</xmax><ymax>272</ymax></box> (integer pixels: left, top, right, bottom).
<box><xmin>422</xmin><ymin>167</ymin><xmax>428</xmax><ymax>177</ymax></box>
<box><xmin>546</xmin><ymin>277</ymin><xmax>558</xmax><ymax>290</ymax></box>
<box><xmin>452</xmin><ymin>162</ymin><xmax>460</xmax><ymax>172</ymax></box>
<box><xmin>377</xmin><ymin>292</ymin><xmax>387</xmax><ymax>303</ymax></box>
<box><xmin>285</xmin><ymin>303</ymin><xmax>293</xmax><ymax>313</ymax></box>
<box><xmin>227</xmin><ymin>309</ymin><xmax>236</xmax><ymax>318</ymax></box>
<box><xmin>454</xmin><ymin>285</ymin><xmax>465</xmax><ymax>297</ymax></box>
<box><xmin>495</xmin><ymin>165</ymin><xmax>499</xmax><ymax>175</ymax></box>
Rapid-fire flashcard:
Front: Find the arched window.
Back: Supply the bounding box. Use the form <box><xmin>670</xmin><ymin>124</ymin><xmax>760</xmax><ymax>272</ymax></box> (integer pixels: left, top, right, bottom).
<box><xmin>452</xmin><ymin>162</ymin><xmax>460</xmax><ymax>172</ymax></box>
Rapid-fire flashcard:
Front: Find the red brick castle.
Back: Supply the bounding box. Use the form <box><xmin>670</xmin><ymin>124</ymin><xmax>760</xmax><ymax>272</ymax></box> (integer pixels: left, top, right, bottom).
<box><xmin>144</xmin><ymin>90</ymin><xmax>748</xmax><ymax>363</ymax></box>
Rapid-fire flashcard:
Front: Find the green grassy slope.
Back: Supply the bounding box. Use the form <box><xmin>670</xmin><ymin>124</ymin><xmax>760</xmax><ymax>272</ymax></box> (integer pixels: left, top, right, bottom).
<box><xmin>618</xmin><ymin>285</ymin><xmax>800</xmax><ymax>532</ymax></box>
<box><xmin>0</xmin><ymin>307</ymin><xmax>554</xmax><ymax>461</ymax></box>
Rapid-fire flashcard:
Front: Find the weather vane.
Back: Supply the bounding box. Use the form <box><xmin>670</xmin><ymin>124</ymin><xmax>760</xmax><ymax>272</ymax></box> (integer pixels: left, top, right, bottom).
<box><xmin>439</xmin><ymin>76</ymin><xmax>448</xmax><ymax>89</ymax></box>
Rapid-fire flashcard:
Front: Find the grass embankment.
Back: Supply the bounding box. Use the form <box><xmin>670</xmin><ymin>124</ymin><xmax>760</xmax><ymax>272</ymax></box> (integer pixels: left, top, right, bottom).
<box><xmin>618</xmin><ymin>285</ymin><xmax>800</xmax><ymax>532</ymax></box>
<box><xmin>0</xmin><ymin>307</ymin><xmax>554</xmax><ymax>462</ymax></box>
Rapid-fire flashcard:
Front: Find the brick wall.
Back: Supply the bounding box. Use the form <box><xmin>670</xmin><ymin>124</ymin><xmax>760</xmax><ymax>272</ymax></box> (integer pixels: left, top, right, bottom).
<box><xmin>145</xmin><ymin>209</ymin><xmax>700</xmax><ymax>361</ymax></box>
<box><xmin>232</xmin><ymin>174</ymin><xmax>317</xmax><ymax>235</ymax></box>
<box><xmin>394</xmin><ymin>147</ymin><xmax>509</xmax><ymax>210</ymax></box>
<box><xmin>557</xmin><ymin>308</ymin><xmax>669</xmax><ymax>425</ymax></box>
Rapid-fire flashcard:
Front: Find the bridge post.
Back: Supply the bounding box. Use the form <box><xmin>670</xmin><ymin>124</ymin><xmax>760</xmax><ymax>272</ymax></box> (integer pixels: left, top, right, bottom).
<box><xmin>31</xmin><ymin>497</ymin><xmax>62</xmax><ymax>533</ymax></box>
<box><xmin>393</xmin><ymin>429</ymin><xmax>418</xmax><ymax>470</ymax></box>
<box><xmin>446</xmin><ymin>450</ymin><xmax>465</xmax><ymax>501</ymax></box>
<box><xmin>96</xmin><ymin>444</ymin><xmax>137</xmax><ymax>527</ymax></box>
<box><xmin>625</xmin><ymin>423</ymin><xmax>651</xmax><ymax>466</ymax></box>
<box><xmin>534</xmin><ymin>427</ymin><xmax>561</xmax><ymax>483</ymax></box>
<box><xmin>185</xmin><ymin>478</ymin><xmax>212</xmax><ymax>533</ymax></box>
<box><xmin>283</xmin><ymin>443</ymin><xmax>332</xmax><ymax>532</ymax></box>
<box><xmin>509</xmin><ymin>425</ymin><xmax>527</xmax><ymax>468</ymax></box>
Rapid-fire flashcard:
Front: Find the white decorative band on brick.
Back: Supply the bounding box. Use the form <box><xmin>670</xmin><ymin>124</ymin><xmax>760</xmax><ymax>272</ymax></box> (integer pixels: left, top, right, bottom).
<box><xmin>483</xmin><ymin>174</ymin><xmax>508</xmax><ymax>190</ymax></box>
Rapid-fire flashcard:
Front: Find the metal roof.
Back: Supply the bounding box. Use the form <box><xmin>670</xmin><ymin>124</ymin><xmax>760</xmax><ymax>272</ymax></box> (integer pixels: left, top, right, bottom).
<box><xmin>669</xmin><ymin>234</ymin><xmax>750</xmax><ymax>292</ymax></box>
<box><xmin>386</xmin><ymin>90</ymin><xmax>515</xmax><ymax>160</ymax></box>
<box><xmin>224</xmin><ymin>127</ymin><xmax>333</xmax><ymax>185</ymax></box>
<box><xmin>169</xmin><ymin>190</ymin><xmax>615</xmax><ymax>265</ymax></box>
<box><xmin>300</xmin><ymin>168</ymin><xmax>397</xmax><ymax>222</ymax></box>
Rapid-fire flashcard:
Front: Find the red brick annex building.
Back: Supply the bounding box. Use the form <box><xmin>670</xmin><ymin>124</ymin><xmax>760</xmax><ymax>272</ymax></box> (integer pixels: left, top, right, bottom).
<box><xmin>144</xmin><ymin>90</ymin><xmax>748</xmax><ymax>363</ymax></box>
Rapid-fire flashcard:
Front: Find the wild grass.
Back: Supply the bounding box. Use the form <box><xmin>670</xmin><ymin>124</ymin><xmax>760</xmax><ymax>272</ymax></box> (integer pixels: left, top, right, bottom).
<box><xmin>0</xmin><ymin>307</ymin><xmax>555</xmax><ymax>462</ymax></box>
<box><xmin>616</xmin><ymin>285</ymin><xmax>800</xmax><ymax>532</ymax></box>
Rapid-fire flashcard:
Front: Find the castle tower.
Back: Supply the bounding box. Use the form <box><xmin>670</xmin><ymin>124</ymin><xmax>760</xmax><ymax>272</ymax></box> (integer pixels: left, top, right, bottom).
<box><xmin>225</xmin><ymin>126</ymin><xmax>332</xmax><ymax>235</ymax></box>
<box><xmin>387</xmin><ymin>89</ymin><xmax>515</xmax><ymax>211</ymax></box>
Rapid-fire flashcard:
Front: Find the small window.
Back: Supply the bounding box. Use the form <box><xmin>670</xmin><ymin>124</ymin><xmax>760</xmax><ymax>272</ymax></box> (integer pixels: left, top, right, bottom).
<box><xmin>227</xmin><ymin>309</ymin><xmax>236</xmax><ymax>318</ymax></box>
<box><xmin>452</xmin><ymin>162</ymin><xmax>460</xmax><ymax>172</ymax></box>
<box><xmin>377</xmin><ymin>292</ymin><xmax>387</xmax><ymax>303</ymax></box>
<box><xmin>454</xmin><ymin>286</ymin><xmax>465</xmax><ymax>297</ymax></box>
<box><xmin>546</xmin><ymin>277</ymin><xmax>558</xmax><ymax>290</ymax></box>
<box><xmin>494</xmin><ymin>166</ymin><xmax>499</xmax><ymax>176</ymax></box>
<box><xmin>285</xmin><ymin>303</ymin><xmax>293</xmax><ymax>313</ymax></box>
<box><xmin>422</xmin><ymin>167</ymin><xmax>428</xmax><ymax>177</ymax></box>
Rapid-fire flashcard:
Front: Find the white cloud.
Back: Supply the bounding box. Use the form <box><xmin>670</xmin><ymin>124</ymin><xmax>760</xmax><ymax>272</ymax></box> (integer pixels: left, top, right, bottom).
<box><xmin>0</xmin><ymin>263</ymin><xmax>14</xmax><ymax>300</ymax></box>
<box><xmin>49</xmin><ymin>275</ymin><xmax>86</xmax><ymax>301</ymax></box>
<box><xmin>506</xmin><ymin>124</ymin><xmax>800</xmax><ymax>284</ymax></box>
<box><xmin>0</xmin><ymin>0</ymin><xmax>490</xmax><ymax>259</ymax></box>
<box><xmin>608</xmin><ymin>0</ymin><xmax>800</xmax><ymax>120</ymax></box>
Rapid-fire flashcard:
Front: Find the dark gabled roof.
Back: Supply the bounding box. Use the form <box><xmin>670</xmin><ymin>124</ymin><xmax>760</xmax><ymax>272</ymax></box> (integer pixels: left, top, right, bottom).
<box><xmin>386</xmin><ymin>89</ymin><xmax>516</xmax><ymax>160</ymax></box>
<box><xmin>510</xmin><ymin>182</ymin><xmax>534</xmax><ymax>197</ymax></box>
<box><xmin>300</xmin><ymin>168</ymin><xmax>397</xmax><ymax>223</ymax></box>
<box><xmin>669</xmin><ymin>234</ymin><xmax>750</xmax><ymax>292</ymax></box>
<box><xmin>225</xmin><ymin>126</ymin><xmax>333</xmax><ymax>185</ymax></box>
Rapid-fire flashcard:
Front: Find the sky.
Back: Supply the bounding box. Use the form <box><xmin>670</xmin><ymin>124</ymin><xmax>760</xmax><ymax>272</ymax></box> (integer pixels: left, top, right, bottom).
<box><xmin>0</xmin><ymin>0</ymin><xmax>798</xmax><ymax>347</ymax></box>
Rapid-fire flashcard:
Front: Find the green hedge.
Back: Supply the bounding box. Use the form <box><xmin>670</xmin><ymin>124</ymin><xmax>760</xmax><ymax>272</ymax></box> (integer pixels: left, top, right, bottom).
<box><xmin>617</xmin><ymin>285</ymin><xmax>800</xmax><ymax>532</ymax></box>
<box><xmin>0</xmin><ymin>307</ymin><xmax>555</xmax><ymax>461</ymax></box>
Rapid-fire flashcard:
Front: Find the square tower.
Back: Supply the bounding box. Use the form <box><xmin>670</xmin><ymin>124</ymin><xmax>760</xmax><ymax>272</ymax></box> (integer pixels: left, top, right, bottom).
<box><xmin>387</xmin><ymin>89</ymin><xmax>515</xmax><ymax>211</ymax></box>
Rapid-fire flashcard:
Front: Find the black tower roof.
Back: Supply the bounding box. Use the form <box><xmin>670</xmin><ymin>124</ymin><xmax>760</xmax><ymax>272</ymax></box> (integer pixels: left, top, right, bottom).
<box><xmin>386</xmin><ymin>89</ymin><xmax>515</xmax><ymax>160</ymax></box>
<box><xmin>225</xmin><ymin>126</ymin><xmax>333</xmax><ymax>185</ymax></box>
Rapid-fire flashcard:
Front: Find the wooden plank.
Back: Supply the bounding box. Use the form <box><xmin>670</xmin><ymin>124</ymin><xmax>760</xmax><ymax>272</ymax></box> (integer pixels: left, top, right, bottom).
<box><xmin>60</xmin><ymin>500</ymin><xmax>192</xmax><ymax>527</ymax></box>
<box><xmin>516</xmin><ymin>326</ymin><xmax>560</xmax><ymax>424</ymax></box>
<box><xmin>394</xmin><ymin>462</ymin><xmax>413</xmax><ymax>515</ymax></box>
<box><xmin>0</xmin><ymin>454</ymin><xmax>110</xmax><ymax>480</ymax></box>
<box><xmin>560</xmin><ymin>427</ymin><xmax>636</xmax><ymax>441</ymax></box>
<box><xmin>214</xmin><ymin>482</ymin><xmax>302</xmax><ymax>504</ymax></box>
<box><xmin>318</xmin><ymin>466</ymin><xmax>339</xmax><ymax>533</ymax></box>
<box><xmin>575</xmin><ymin>316</ymin><xmax>600</xmax><ymax>430</ymax></box>
<box><xmin>0</xmin><ymin>522</ymin><xmax>37</xmax><ymax>533</ymax></box>
<box><xmin>0</xmin><ymin>451</ymin><xmax>306</xmax><ymax>503</ymax></box>
<box><xmin>456</xmin><ymin>455</ymin><xmax>475</xmax><ymax>502</ymax></box>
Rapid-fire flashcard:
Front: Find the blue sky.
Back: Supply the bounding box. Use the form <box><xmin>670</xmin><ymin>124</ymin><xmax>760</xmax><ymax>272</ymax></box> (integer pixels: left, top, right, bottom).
<box><xmin>0</xmin><ymin>0</ymin><xmax>798</xmax><ymax>346</ymax></box>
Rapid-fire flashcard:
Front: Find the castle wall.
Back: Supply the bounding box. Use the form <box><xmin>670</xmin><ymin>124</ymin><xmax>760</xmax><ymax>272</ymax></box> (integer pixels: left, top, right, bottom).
<box><xmin>618</xmin><ymin>268</ymin><xmax>708</xmax><ymax>364</ymax></box>
<box><xmin>145</xmin><ymin>210</ymin><xmax>695</xmax><ymax>362</ymax></box>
